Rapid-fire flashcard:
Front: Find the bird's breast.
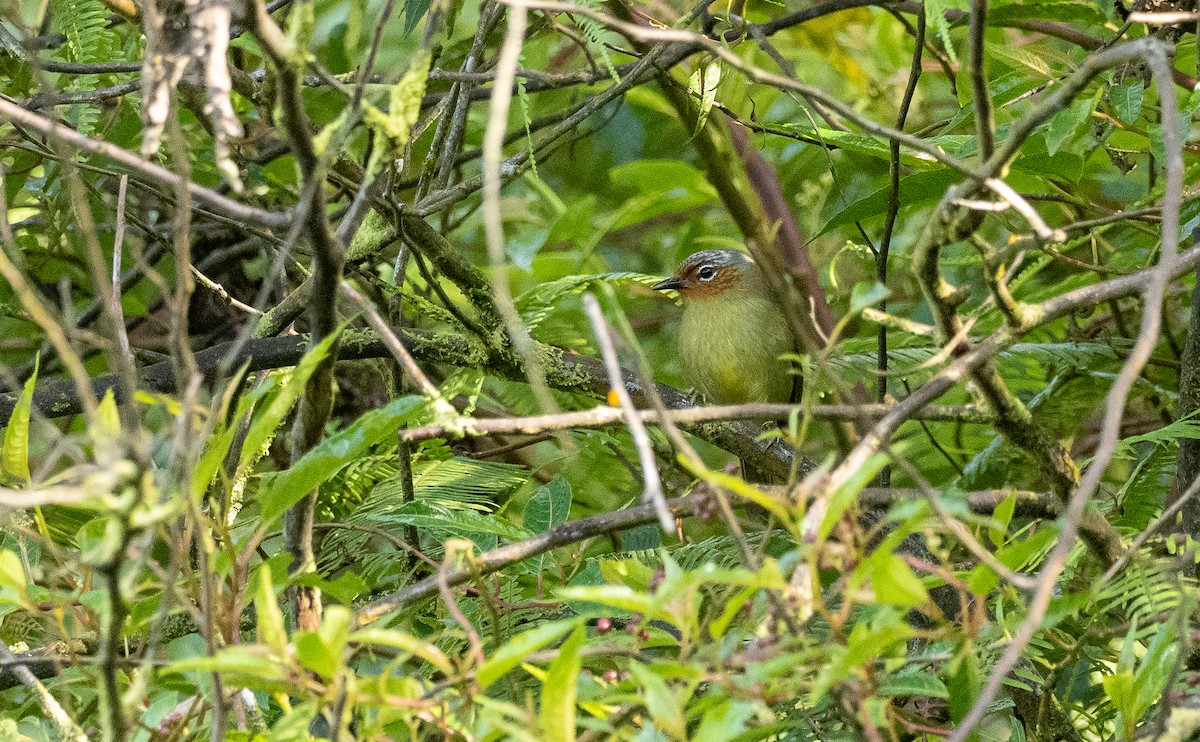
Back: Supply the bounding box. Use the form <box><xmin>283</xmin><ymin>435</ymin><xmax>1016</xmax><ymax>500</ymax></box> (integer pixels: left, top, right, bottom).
<box><xmin>678</xmin><ymin>294</ymin><xmax>794</xmax><ymax>404</ymax></box>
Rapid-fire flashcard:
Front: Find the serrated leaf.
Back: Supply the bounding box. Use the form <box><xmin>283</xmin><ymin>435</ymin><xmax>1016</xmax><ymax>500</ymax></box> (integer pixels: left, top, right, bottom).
<box><xmin>524</xmin><ymin>477</ymin><xmax>572</xmax><ymax>533</ymax></box>
<box><xmin>925</xmin><ymin>0</ymin><xmax>960</xmax><ymax>65</ymax></box>
<box><xmin>403</xmin><ymin>0</ymin><xmax>432</xmax><ymax>35</ymax></box>
<box><xmin>1045</xmin><ymin>98</ymin><xmax>1093</xmax><ymax>156</ymax></box>
<box><xmin>373</xmin><ymin>501</ymin><xmax>533</xmax><ymax>541</ymax></box>
<box><xmin>1110</xmin><ymin>81</ymin><xmax>1144</xmax><ymax>125</ymax></box>
<box><xmin>515</xmin><ymin>272</ymin><xmax>664</xmax><ymax>331</ymax></box>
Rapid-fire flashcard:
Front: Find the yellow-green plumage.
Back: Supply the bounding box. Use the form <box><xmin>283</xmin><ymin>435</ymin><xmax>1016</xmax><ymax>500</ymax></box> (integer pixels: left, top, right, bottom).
<box><xmin>654</xmin><ymin>250</ymin><xmax>797</xmax><ymax>405</ymax></box>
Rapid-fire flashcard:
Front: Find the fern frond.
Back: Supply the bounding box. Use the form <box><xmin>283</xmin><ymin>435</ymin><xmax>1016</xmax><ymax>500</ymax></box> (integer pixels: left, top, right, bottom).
<box><xmin>1097</xmin><ymin>558</ymin><xmax>1191</xmax><ymax>631</ymax></box>
<box><xmin>515</xmin><ymin>272</ymin><xmax>662</xmax><ymax>332</ymax></box>
<box><xmin>50</xmin><ymin>0</ymin><xmax>118</xmax><ymax>136</ymax></box>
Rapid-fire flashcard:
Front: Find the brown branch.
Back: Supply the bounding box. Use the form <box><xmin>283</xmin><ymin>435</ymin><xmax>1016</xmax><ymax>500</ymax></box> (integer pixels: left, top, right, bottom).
<box><xmin>727</xmin><ymin>125</ymin><xmax>835</xmax><ymax>337</ymax></box>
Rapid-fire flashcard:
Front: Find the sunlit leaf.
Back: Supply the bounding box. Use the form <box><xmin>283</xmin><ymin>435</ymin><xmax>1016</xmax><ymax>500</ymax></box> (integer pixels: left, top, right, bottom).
<box><xmin>1</xmin><ymin>356</ymin><xmax>36</xmax><ymax>486</ymax></box>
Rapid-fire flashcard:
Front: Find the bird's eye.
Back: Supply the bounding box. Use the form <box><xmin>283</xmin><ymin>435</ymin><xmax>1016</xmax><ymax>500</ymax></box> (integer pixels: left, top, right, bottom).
<box><xmin>697</xmin><ymin>265</ymin><xmax>717</xmax><ymax>281</ymax></box>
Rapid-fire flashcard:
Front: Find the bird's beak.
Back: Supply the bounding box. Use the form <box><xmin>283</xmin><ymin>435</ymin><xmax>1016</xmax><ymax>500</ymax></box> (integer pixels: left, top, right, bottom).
<box><xmin>652</xmin><ymin>277</ymin><xmax>687</xmax><ymax>292</ymax></box>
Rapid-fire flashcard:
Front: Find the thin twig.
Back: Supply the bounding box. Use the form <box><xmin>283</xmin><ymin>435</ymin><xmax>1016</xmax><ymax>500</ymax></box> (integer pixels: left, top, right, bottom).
<box><xmin>582</xmin><ymin>294</ymin><xmax>673</xmax><ymax>532</ymax></box>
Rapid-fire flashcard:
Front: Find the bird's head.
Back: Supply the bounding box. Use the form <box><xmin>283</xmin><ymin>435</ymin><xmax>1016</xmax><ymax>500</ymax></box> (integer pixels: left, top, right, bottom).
<box><xmin>652</xmin><ymin>249</ymin><xmax>755</xmax><ymax>300</ymax></box>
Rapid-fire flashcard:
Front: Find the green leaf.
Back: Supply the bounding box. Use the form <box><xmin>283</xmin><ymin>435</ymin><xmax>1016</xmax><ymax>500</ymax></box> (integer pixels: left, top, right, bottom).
<box><xmin>478</xmin><ymin>618</ymin><xmax>583</xmax><ymax>690</ymax></box>
<box><xmin>524</xmin><ymin>477</ymin><xmax>572</xmax><ymax>533</ymax></box>
<box><xmin>812</xmin><ymin>608</ymin><xmax>913</xmax><ymax>701</ymax></box>
<box><xmin>0</xmin><ymin>550</ymin><xmax>25</xmax><ymax>593</ymax></box>
<box><xmin>1110</xmin><ymin>81</ymin><xmax>1144</xmax><ymax>125</ymax></box>
<box><xmin>1013</xmin><ymin>150</ymin><xmax>1084</xmax><ymax>183</ymax></box>
<box><xmin>235</xmin><ymin>333</ymin><xmax>338</xmax><ymax>484</ymax></box>
<box><xmin>630</xmin><ymin>662</ymin><xmax>686</xmax><ymax>739</ymax></box>
<box><xmin>850</xmin><ymin>281</ymin><xmax>889</xmax><ymax>315</ymax></box>
<box><xmin>821</xmin><ymin>170</ymin><xmax>960</xmax><ymax>232</ymax></box>
<box><xmin>777</xmin><ymin>125</ymin><xmax>965</xmax><ymax>169</ymax></box>
<box><xmin>508</xmin><ymin>225</ymin><xmax>550</xmax><ymax>272</ymax></box>
<box><xmin>1148</xmin><ymin>110</ymin><xmax>1191</xmax><ymax>164</ymax></box>
<box><xmin>344</xmin><ymin>0</ymin><xmax>365</xmax><ymax>58</ymax></box>
<box><xmin>878</xmin><ymin>670</ymin><xmax>950</xmax><ymax>699</ymax></box>
<box><xmin>296</xmin><ymin>631</ymin><xmax>339</xmax><ymax>679</ymax></box>
<box><xmin>925</xmin><ymin>0</ymin><xmax>960</xmax><ymax>65</ymax></box>
<box><xmin>255</xmin><ymin>565</ymin><xmax>287</xmax><ymax>655</ymax></box>
<box><xmin>990</xmin><ymin>0</ymin><xmax>1106</xmax><ymax>24</ymax></box>
<box><xmin>870</xmin><ymin>554</ymin><xmax>930</xmax><ymax>607</ymax></box>
<box><xmin>555</xmin><ymin>585</ymin><xmax>672</xmax><ymax>623</ymax></box>
<box><xmin>256</xmin><ymin>396</ymin><xmax>423</xmax><ymax>527</ymax></box>
<box><xmin>1044</xmin><ymin>98</ymin><xmax>1093</xmax><ymax>156</ymax></box>
<box><xmin>539</xmin><ymin>624</ymin><xmax>585</xmax><ymax>742</ymax></box>
<box><xmin>167</xmin><ymin>646</ymin><xmax>291</xmax><ymax>690</ymax></box>
<box><xmin>91</xmin><ymin>387</ymin><xmax>120</xmax><ymax>453</ymax></box>
<box><xmin>689</xmin><ymin>61</ymin><xmax>721</xmax><ymax>134</ymax></box>
<box><xmin>350</xmin><ymin>628</ymin><xmax>455</xmax><ymax>676</ymax></box>
<box><xmin>694</xmin><ymin>699</ymin><xmax>754</xmax><ymax>740</ymax></box>
<box><xmin>376</xmin><ymin>501</ymin><xmax>533</xmax><ymax>541</ymax></box>
<box><xmin>948</xmin><ymin>649</ymin><xmax>981</xmax><ymax>726</ymax></box>
<box><xmin>607</xmin><ymin>160</ymin><xmax>718</xmax><ymax>229</ymax></box>
<box><xmin>402</xmin><ymin>0</ymin><xmax>432</xmax><ymax>35</ymax></box>
<box><xmin>819</xmin><ymin>452</ymin><xmax>888</xmax><ymax>540</ymax></box>
<box><xmin>190</xmin><ymin>366</ymin><xmax>266</xmax><ymax>498</ymax></box>
<box><xmin>2</xmin><ymin>355</ymin><xmax>36</xmax><ymax>485</ymax></box>
<box><xmin>710</xmin><ymin>586</ymin><xmax>754</xmax><ymax>640</ymax></box>
<box><xmin>966</xmin><ymin>527</ymin><xmax>1056</xmax><ymax>596</ymax></box>
<box><xmin>291</xmin><ymin>570</ymin><xmax>367</xmax><ymax>605</ymax></box>
<box><xmin>317</xmin><ymin>606</ymin><xmax>351</xmax><ymax>664</ymax></box>
<box><xmin>989</xmin><ymin>492</ymin><xmax>1017</xmax><ymax>548</ymax></box>
<box><xmin>1102</xmin><ymin>670</ymin><xmax>1137</xmax><ymax>738</ymax></box>
<box><xmin>516</xmin><ymin>272</ymin><xmax>663</xmax><ymax>331</ymax></box>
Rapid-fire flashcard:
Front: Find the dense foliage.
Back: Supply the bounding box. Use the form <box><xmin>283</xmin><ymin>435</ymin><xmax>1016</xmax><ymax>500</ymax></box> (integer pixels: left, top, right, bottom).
<box><xmin>1</xmin><ymin>0</ymin><xmax>1200</xmax><ymax>739</ymax></box>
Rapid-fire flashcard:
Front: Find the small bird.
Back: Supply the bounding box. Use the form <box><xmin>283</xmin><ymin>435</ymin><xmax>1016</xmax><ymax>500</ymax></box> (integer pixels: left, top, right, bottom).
<box><xmin>652</xmin><ymin>249</ymin><xmax>800</xmax><ymax>406</ymax></box>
